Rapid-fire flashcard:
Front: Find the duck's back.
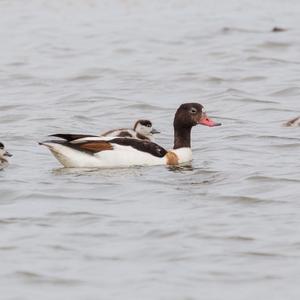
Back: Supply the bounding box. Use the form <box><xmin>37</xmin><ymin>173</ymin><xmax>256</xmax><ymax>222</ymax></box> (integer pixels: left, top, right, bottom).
<box><xmin>101</xmin><ymin>128</ymin><xmax>153</xmax><ymax>141</ymax></box>
<box><xmin>102</xmin><ymin>128</ymin><xmax>135</xmax><ymax>138</ymax></box>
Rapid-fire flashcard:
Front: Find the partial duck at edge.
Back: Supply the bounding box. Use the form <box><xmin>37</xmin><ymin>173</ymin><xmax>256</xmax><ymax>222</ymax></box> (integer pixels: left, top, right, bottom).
<box><xmin>0</xmin><ymin>142</ymin><xmax>12</xmax><ymax>169</ymax></box>
<box><xmin>284</xmin><ymin>116</ymin><xmax>300</xmax><ymax>127</ymax></box>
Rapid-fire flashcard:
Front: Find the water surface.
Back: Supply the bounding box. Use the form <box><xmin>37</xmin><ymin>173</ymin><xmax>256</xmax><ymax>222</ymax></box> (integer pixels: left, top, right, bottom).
<box><xmin>1</xmin><ymin>0</ymin><xmax>300</xmax><ymax>299</ymax></box>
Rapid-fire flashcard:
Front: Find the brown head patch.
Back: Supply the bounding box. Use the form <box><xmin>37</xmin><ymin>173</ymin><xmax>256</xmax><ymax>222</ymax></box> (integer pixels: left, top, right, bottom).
<box><xmin>166</xmin><ymin>151</ymin><xmax>179</xmax><ymax>165</ymax></box>
<box><xmin>134</xmin><ymin>120</ymin><xmax>152</xmax><ymax>130</ymax></box>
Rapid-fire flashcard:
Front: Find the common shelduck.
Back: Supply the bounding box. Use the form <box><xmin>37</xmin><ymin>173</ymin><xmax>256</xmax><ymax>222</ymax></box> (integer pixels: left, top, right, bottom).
<box><xmin>101</xmin><ymin>119</ymin><xmax>160</xmax><ymax>142</ymax></box>
<box><xmin>39</xmin><ymin>103</ymin><xmax>221</xmax><ymax>168</ymax></box>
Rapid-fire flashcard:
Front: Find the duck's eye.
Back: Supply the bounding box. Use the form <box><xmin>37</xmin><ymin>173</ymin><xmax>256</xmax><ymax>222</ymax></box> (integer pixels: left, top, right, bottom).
<box><xmin>190</xmin><ymin>108</ymin><xmax>197</xmax><ymax>114</ymax></box>
<box><xmin>147</xmin><ymin>124</ymin><xmax>151</xmax><ymax>127</ymax></box>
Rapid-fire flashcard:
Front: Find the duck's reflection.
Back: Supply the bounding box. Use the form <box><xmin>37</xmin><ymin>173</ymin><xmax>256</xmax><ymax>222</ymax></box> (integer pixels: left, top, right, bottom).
<box><xmin>167</xmin><ymin>163</ymin><xmax>194</xmax><ymax>173</ymax></box>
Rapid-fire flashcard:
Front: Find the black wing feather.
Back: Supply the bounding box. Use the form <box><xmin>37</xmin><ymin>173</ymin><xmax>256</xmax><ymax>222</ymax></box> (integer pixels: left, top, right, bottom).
<box><xmin>49</xmin><ymin>134</ymin><xmax>98</xmax><ymax>142</ymax></box>
<box><xmin>109</xmin><ymin>138</ymin><xmax>167</xmax><ymax>158</ymax></box>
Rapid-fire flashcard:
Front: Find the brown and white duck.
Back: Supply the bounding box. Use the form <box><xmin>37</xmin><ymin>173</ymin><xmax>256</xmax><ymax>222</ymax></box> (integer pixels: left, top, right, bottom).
<box><xmin>101</xmin><ymin>119</ymin><xmax>160</xmax><ymax>142</ymax></box>
<box><xmin>39</xmin><ymin>103</ymin><xmax>221</xmax><ymax>168</ymax></box>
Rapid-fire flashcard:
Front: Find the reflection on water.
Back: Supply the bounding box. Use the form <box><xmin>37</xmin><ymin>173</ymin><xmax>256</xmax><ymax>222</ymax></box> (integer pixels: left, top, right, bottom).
<box><xmin>167</xmin><ymin>163</ymin><xmax>194</xmax><ymax>172</ymax></box>
<box><xmin>1</xmin><ymin>0</ymin><xmax>300</xmax><ymax>299</ymax></box>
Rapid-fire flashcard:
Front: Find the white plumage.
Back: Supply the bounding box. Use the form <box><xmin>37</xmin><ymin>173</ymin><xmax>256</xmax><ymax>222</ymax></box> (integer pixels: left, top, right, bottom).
<box><xmin>41</xmin><ymin>140</ymin><xmax>166</xmax><ymax>168</ymax></box>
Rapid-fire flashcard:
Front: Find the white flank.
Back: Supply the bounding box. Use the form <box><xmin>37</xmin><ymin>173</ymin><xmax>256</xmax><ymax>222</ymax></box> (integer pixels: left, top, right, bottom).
<box><xmin>94</xmin><ymin>144</ymin><xmax>165</xmax><ymax>167</ymax></box>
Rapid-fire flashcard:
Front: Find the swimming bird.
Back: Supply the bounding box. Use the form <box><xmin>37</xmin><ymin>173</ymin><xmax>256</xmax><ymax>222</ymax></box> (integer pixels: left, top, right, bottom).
<box><xmin>284</xmin><ymin>116</ymin><xmax>300</xmax><ymax>127</ymax></box>
<box><xmin>0</xmin><ymin>142</ymin><xmax>12</xmax><ymax>169</ymax></box>
<box><xmin>101</xmin><ymin>119</ymin><xmax>160</xmax><ymax>142</ymax></box>
<box><xmin>39</xmin><ymin>103</ymin><xmax>221</xmax><ymax>168</ymax></box>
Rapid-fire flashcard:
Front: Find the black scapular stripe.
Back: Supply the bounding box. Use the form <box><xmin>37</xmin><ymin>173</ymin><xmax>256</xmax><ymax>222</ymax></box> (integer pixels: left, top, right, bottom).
<box><xmin>109</xmin><ymin>138</ymin><xmax>167</xmax><ymax>158</ymax></box>
<box><xmin>50</xmin><ymin>134</ymin><xmax>98</xmax><ymax>142</ymax></box>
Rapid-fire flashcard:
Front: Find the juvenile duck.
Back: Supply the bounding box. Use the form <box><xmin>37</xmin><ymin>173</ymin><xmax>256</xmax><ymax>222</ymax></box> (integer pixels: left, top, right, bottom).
<box><xmin>0</xmin><ymin>142</ymin><xmax>12</xmax><ymax>169</ymax></box>
<box><xmin>101</xmin><ymin>119</ymin><xmax>160</xmax><ymax>142</ymax></box>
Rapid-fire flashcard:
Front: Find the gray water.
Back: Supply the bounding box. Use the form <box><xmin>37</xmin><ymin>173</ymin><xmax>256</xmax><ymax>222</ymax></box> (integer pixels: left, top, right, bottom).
<box><xmin>1</xmin><ymin>0</ymin><xmax>300</xmax><ymax>299</ymax></box>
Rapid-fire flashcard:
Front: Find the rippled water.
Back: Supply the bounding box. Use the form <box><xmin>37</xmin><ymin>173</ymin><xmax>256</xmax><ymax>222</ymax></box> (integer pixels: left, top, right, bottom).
<box><xmin>1</xmin><ymin>0</ymin><xmax>300</xmax><ymax>299</ymax></box>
